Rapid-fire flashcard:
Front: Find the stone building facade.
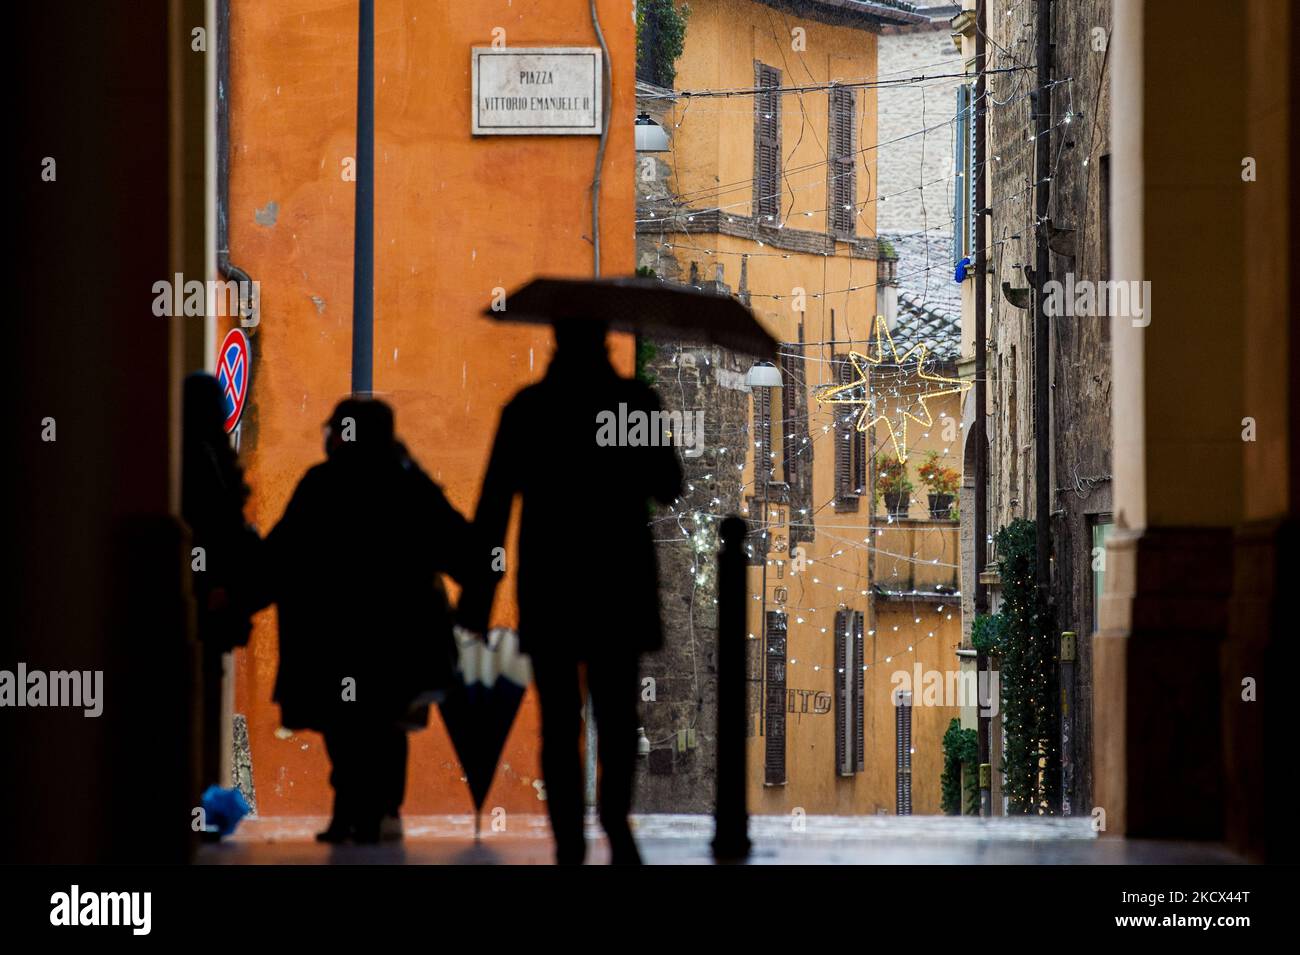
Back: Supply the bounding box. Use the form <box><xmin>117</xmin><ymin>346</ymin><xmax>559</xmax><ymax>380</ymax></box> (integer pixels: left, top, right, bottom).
<box><xmin>954</xmin><ymin>0</ymin><xmax>1113</xmax><ymax>815</ymax></box>
<box><xmin>635</xmin><ymin>336</ymin><xmax>753</xmax><ymax>812</ymax></box>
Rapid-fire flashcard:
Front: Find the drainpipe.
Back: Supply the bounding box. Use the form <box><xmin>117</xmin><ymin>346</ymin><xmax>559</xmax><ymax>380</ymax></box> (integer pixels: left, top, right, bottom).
<box><xmin>215</xmin><ymin>0</ymin><xmax>257</xmax><ymax>333</ymax></box>
<box><xmin>214</xmin><ymin>0</ymin><xmax>257</xmax><ymax>790</ymax></box>
<box><xmin>1033</xmin><ymin>0</ymin><xmax>1051</xmax><ymax>599</ymax></box>
<box><xmin>589</xmin><ymin>0</ymin><xmax>612</xmax><ymax>277</ymax></box>
<box><xmin>583</xmin><ymin>0</ymin><xmax>613</xmax><ymax>815</ymax></box>
<box><xmin>973</xmin><ymin>0</ymin><xmax>991</xmax><ymax>818</ymax></box>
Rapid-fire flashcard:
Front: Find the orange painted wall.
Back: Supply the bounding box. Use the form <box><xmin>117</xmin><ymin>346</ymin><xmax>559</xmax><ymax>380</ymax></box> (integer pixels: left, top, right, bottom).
<box><xmin>228</xmin><ymin>0</ymin><xmax>636</xmax><ymax>815</ymax></box>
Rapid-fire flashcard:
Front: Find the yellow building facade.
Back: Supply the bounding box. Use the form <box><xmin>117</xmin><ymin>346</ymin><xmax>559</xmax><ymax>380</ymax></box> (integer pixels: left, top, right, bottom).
<box><xmin>637</xmin><ymin>0</ymin><xmax>963</xmax><ymax>815</ymax></box>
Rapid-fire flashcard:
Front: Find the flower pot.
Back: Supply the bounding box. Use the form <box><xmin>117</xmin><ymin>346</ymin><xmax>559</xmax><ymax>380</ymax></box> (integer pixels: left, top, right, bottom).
<box><xmin>928</xmin><ymin>493</ymin><xmax>954</xmax><ymax>519</ymax></box>
<box><xmin>884</xmin><ymin>491</ymin><xmax>910</xmax><ymax>519</ymax></box>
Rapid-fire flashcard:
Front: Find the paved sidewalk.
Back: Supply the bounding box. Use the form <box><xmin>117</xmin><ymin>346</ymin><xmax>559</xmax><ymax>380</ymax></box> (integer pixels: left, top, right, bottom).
<box><xmin>199</xmin><ymin>814</ymin><xmax>1245</xmax><ymax>864</ymax></box>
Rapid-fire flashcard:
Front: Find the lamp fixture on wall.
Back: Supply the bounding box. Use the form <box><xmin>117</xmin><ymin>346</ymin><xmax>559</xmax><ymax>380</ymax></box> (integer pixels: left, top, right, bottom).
<box><xmin>635</xmin><ymin>112</ymin><xmax>670</xmax><ymax>152</ymax></box>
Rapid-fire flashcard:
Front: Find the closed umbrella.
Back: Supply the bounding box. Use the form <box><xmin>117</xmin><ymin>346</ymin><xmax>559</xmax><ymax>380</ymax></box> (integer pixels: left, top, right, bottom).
<box><xmin>439</xmin><ymin>627</ymin><xmax>532</xmax><ymax>837</ymax></box>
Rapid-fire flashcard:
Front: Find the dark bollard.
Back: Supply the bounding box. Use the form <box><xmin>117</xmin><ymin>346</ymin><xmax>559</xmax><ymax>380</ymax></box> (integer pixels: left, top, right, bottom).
<box><xmin>712</xmin><ymin>516</ymin><xmax>751</xmax><ymax>861</ymax></box>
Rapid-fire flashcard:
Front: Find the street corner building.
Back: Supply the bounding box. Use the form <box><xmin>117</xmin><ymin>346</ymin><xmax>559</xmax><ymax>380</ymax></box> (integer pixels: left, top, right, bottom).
<box><xmin>222</xmin><ymin>0</ymin><xmax>639</xmax><ymax>818</ymax></box>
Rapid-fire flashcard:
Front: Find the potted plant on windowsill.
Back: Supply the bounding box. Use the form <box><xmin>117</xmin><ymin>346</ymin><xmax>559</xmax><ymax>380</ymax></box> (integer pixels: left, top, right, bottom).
<box><xmin>877</xmin><ymin>455</ymin><xmax>913</xmax><ymax>519</ymax></box>
<box><xmin>918</xmin><ymin>450</ymin><xmax>960</xmax><ymax>519</ymax></box>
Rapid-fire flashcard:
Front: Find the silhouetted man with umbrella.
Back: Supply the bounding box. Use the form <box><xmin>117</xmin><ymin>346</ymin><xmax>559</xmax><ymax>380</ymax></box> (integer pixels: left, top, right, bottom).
<box><xmin>461</xmin><ymin>319</ymin><xmax>683</xmax><ymax>864</ymax></box>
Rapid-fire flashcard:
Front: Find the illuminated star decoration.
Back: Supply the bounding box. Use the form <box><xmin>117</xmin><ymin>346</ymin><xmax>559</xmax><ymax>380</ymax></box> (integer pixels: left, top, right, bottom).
<box><xmin>813</xmin><ymin>315</ymin><xmax>971</xmax><ymax>463</ymax></box>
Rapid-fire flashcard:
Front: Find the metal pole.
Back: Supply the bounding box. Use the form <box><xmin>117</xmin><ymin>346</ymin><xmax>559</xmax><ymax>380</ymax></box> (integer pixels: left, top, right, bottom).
<box><xmin>584</xmin><ymin>696</ymin><xmax>597</xmax><ymax>814</ymax></box>
<box><xmin>973</xmin><ymin>0</ymin><xmax>992</xmax><ymax>818</ymax></box>
<box><xmin>351</xmin><ymin>0</ymin><xmax>374</xmax><ymax>396</ymax></box>
<box><xmin>713</xmin><ymin>517</ymin><xmax>752</xmax><ymax>861</ymax></box>
<box><xmin>1060</xmin><ymin>631</ymin><xmax>1076</xmax><ymax>815</ymax></box>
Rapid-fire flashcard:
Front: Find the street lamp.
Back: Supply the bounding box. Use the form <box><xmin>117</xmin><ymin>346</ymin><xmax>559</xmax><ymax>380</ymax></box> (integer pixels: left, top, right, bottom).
<box><xmin>746</xmin><ymin>361</ymin><xmax>782</xmax><ymax>746</ymax></box>
<box><xmin>635</xmin><ymin>112</ymin><xmax>671</xmax><ymax>152</ymax></box>
<box><xmin>745</xmin><ymin>360</ymin><xmax>784</xmax><ymax>389</ymax></box>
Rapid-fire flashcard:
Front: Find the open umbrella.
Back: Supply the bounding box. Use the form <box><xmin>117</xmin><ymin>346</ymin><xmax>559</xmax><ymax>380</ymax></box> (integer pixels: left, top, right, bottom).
<box><xmin>439</xmin><ymin>627</ymin><xmax>532</xmax><ymax>837</ymax></box>
<box><xmin>485</xmin><ymin>276</ymin><xmax>779</xmax><ymax>358</ymax></box>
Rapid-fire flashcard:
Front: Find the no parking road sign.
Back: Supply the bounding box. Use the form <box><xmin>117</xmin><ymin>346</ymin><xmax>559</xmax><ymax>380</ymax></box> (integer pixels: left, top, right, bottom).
<box><xmin>217</xmin><ymin>328</ymin><xmax>250</xmax><ymax>433</ymax></box>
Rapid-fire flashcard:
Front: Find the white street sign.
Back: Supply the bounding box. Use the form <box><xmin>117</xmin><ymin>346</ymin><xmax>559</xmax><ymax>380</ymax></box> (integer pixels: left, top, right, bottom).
<box><xmin>471</xmin><ymin>47</ymin><xmax>603</xmax><ymax>136</ymax></box>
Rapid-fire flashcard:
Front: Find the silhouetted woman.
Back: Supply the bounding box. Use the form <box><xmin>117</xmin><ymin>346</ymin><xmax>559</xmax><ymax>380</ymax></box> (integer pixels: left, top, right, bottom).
<box><xmin>181</xmin><ymin>372</ymin><xmax>261</xmax><ymax>791</ymax></box>
<box><xmin>460</xmin><ymin>321</ymin><xmax>683</xmax><ymax>864</ymax></box>
<box><xmin>266</xmin><ymin>398</ymin><xmax>478</xmax><ymax>844</ymax></box>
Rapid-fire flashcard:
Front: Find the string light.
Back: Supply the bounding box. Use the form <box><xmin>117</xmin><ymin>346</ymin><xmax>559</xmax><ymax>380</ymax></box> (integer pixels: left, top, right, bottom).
<box><xmin>813</xmin><ymin>316</ymin><xmax>972</xmax><ymax>463</ymax></box>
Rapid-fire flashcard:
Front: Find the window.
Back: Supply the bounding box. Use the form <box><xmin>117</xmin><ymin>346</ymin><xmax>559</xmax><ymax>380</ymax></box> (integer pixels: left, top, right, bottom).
<box><xmin>748</xmin><ymin>386</ymin><xmax>775</xmax><ymax>566</ymax></box>
<box><xmin>764</xmin><ymin>610</ymin><xmax>788</xmax><ymax>785</ymax></box>
<box><xmin>854</xmin><ymin>419</ymin><xmax>866</xmax><ymax>498</ymax></box>
<box><xmin>833</xmin><ymin>354</ymin><xmax>865</xmax><ymax>510</ymax></box>
<box><xmin>755</xmin><ymin>385</ymin><xmax>773</xmax><ymax>483</ymax></box>
<box><xmin>781</xmin><ymin>340</ymin><xmax>814</xmax><ymax>544</ymax></box>
<box><xmin>894</xmin><ymin>688</ymin><xmax>913</xmax><ymax>814</ymax></box>
<box><xmin>834</xmin><ymin>609</ymin><xmax>866</xmax><ymax>776</ymax></box>
<box><xmin>953</xmin><ymin>83</ymin><xmax>975</xmax><ymax>272</ymax></box>
<box><xmin>754</xmin><ymin>63</ymin><xmax>782</xmax><ymax>222</ymax></box>
<box><xmin>828</xmin><ymin>85</ymin><xmax>856</xmax><ymax>236</ymax></box>
<box><xmin>779</xmin><ymin>351</ymin><xmax>801</xmax><ymax>490</ymax></box>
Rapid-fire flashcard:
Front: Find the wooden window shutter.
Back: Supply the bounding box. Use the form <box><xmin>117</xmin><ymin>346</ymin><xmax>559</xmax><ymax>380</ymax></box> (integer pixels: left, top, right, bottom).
<box><xmin>754</xmin><ymin>64</ymin><xmax>782</xmax><ymax>221</ymax></box>
<box><xmin>967</xmin><ymin>83</ymin><xmax>977</xmax><ymax>263</ymax></box>
<box><xmin>780</xmin><ymin>350</ymin><xmax>800</xmax><ymax>492</ymax></box>
<box><xmin>895</xmin><ymin>689</ymin><xmax>913</xmax><ymax>814</ymax></box>
<box><xmin>783</xmin><ymin>334</ymin><xmax>814</xmax><ymax>545</ymax></box>
<box><xmin>756</xmin><ymin>386</ymin><xmax>772</xmax><ymax>484</ymax></box>
<box><xmin>829</xmin><ymin>85</ymin><xmax>856</xmax><ymax>236</ymax></box>
<box><xmin>835</xmin><ymin>610</ymin><xmax>866</xmax><ymax>777</ymax></box>
<box><xmin>748</xmin><ymin>386</ymin><xmax>774</xmax><ymax>567</ymax></box>
<box><xmin>852</xmin><ymin>422</ymin><xmax>866</xmax><ymax>496</ymax></box>
<box><xmin>952</xmin><ymin>84</ymin><xmax>966</xmax><ymax>268</ymax></box>
<box><xmin>835</xmin><ymin>356</ymin><xmax>851</xmax><ymax>496</ymax></box>
<box><xmin>853</xmin><ymin>610</ymin><xmax>866</xmax><ymax>769</ymax></box>
<box><xmin>834</xmin><ymin>609</ymin><xmax>848</xmax><ymax>775</ymax></box>
<box><xmin>764</xmin><ymin>610</ymin><xmax>788</xmax><ymax>785</ymax></box>
<box><xmin>953</xmin><ymin>84</ymin><xmax>973</xmax><ymax>269</ymax></box>
<box><xmin>833</xmin><ymin>356</ymin><xmax>859</xmax><ymax>510</ymax></box>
